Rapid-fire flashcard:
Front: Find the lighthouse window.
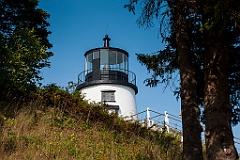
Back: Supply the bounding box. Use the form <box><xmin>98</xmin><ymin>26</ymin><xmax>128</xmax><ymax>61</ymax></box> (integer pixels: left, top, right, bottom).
<box><xmin>102</xmin><ymin>90</ymin><xmax>115</xmax><ymax>102</ymax></box>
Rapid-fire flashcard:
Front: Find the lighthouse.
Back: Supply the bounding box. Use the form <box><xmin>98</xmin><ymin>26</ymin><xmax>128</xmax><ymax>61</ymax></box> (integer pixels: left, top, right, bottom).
<box><xmin>77</xmin><ymin>35</ymin><xmax>138</xmax><ymax>119</ymax></box>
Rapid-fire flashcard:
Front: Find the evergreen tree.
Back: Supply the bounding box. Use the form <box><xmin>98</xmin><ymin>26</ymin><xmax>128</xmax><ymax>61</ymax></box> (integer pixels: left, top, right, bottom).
<box><xmin>125</xmin><ymin>0</ymin><xmax>239</xmax><ymax>159</ymax></box>
<box><xmin>0</xmin><ymin>0</ymin><xmax>52</xmax><ymax>99</ymax></box>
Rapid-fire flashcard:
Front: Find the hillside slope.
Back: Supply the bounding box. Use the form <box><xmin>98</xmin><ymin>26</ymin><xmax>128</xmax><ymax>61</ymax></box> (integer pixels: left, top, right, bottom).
<box><xmin>0</xmin><ymin>86</ymin><xmax>182</xmax><ymax>160</ymax></box>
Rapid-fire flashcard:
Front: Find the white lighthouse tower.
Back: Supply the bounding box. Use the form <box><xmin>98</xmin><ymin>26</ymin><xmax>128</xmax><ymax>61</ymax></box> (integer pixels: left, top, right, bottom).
<box><xmin>77</xmin><ymin>35</ymin><xmax>138</xmax><ymax>119</ymax></box>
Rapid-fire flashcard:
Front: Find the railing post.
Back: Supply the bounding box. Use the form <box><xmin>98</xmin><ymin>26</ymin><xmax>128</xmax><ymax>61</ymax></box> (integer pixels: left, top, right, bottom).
<box><xmin>147</xmin><ymin>108</ymin><xmax>151</xmax><ymax>128</ymax></box>
<box><xmin>164</xmin><ymin>111</ymin><xmax>169</xmax><ymax>133</ymax></box>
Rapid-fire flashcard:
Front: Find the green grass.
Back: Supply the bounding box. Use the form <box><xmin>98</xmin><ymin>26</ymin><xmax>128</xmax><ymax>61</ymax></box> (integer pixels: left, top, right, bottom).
<box><xmin>0</xmin><ymin>85</ymin><xmax>182</xmax><ymax>160</ymax></box>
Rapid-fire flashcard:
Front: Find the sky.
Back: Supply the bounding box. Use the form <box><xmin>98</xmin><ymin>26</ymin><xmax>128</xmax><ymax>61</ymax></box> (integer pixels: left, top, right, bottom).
<box><xmin>38</xmin><ymin>0</ymin><xmax>239</xmax><ymax>151</ymax></box>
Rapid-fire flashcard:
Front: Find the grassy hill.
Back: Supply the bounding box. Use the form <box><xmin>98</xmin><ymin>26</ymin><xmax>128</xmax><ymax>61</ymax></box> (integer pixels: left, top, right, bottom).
<box><xmin>0</xmin><ymin>85</ymin><xmax>182</xmax><ymax>160</ymax></box>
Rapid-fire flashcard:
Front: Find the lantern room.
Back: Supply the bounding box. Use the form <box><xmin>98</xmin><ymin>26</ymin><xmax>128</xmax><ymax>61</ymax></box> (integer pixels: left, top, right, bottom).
<box><xmin>84</xmin><ymin>35</ymin><xmax>129</xmax><ymax>83</ymax></box>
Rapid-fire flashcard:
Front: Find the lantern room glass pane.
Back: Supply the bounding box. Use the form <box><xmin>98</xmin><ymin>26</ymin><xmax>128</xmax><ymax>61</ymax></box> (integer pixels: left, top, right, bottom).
<box><xmin>87</xmin><ymin>52</ymin><xmax>93</xmax><ymax>71</ymax></box>
<box><xmin>116</xmin><ymin>51</ymin><xmax>123</xmax><ymax>64</ymax></box>
<box><xmin>109</xmin><ymin>51</ymin><xmax>116</xmax><ymax>64</ymax></box>
<box><xmin>124</xmin><ymin>54</ymin><xmax>128</xmax><ymax>71</ymax></box>
<box><xmin>93</xmin><ymin>51</ymin><xmax>99</xmax><ymax>59</ymax></box>
<box><xmin>100</xmin><ymin>50</ymin><xmax>109</xmax><ymax>69</ymax></box>
<box><xmin>109</xmin><ymin>51</ymin><xmax>117</xmax><ymax>69</ymax></box>
<box><xmin>92</xmin><ymin>51</ymin><xmax>100</xmax><ymax>70</ymax></box>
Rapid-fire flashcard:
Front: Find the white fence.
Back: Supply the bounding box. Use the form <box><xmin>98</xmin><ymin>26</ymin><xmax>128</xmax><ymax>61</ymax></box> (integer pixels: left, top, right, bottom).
<box><xmin>130</xmin><ymin>108</ymin><xmax>240</xmax><ymax>154</ymax></box>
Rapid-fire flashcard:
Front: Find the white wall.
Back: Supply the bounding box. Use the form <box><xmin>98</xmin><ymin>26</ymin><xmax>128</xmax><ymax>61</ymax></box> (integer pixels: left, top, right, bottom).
<box><xmin>80</xmin><ymin>84</ymin><xmax>137</xmax><ymax>119</ymax></box>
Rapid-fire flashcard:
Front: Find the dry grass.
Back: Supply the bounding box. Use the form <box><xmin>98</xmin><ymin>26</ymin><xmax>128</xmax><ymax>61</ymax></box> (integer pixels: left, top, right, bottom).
<box><xmin>0</xmin><ymin>92</ymin><xmax>182</xmax><ymax>160</ymax></box>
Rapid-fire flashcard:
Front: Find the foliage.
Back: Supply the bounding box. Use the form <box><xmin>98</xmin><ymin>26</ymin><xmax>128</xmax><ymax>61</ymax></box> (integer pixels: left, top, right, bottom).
<box><xmin>0</xmin><ymin>0</ymin><xmax>52</xmax><ymax>100</ymax></box>
<box><xmin>136</xmin><ymin>46</ymin><xmax>178</xmax><ymax>88</ymax></box>
<box><xmin>0</xmin><ymin>27</ymin><xmax>52</xmax><ymax>96</ymax></box>
<box><xmin>0</xmin><ymin>85</ymin><xmax>182</xmax><ymax>159</ymax></box>
<box><xmin>0</xmin><ymin>0</ymin><xmax>52</xmax><ymax>48</ymax></box>
<box><xmin>125</xmin><ymin>0</ymin><xmax>240</xmax><ymax>125</ymax></box>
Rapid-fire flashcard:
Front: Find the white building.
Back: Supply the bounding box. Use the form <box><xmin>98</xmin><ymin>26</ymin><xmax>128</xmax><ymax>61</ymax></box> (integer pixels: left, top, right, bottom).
<box><xmin>77</xmin><ymin>35</ymin><xmax>138</xmax><ymax>119</ymax></box>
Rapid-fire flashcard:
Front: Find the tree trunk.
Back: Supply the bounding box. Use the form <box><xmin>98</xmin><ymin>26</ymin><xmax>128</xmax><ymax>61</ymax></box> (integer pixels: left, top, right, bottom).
<box><xmin>175</xmin><ymin>9</ymin><xmax>204</xmax><ymax>160</ymax></box>
<box><xmin>204</xmin><ymin>44</ymin><xmax>238</xmax><ymax>159</ymax></box>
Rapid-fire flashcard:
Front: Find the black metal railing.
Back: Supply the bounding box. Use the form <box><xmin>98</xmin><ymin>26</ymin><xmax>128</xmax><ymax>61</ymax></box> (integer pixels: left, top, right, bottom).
<box><xmin>78</xmin><ymin>68</ymin><xmax>137</xmax><ymax>86</ymax></box>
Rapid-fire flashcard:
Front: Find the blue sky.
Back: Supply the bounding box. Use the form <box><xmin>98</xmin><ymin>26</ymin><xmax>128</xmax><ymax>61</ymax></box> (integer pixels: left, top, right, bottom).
<box><xmin>39</xmin><ymin>0</ymin><xmax>239</xmax><ymax>149</ymax></box>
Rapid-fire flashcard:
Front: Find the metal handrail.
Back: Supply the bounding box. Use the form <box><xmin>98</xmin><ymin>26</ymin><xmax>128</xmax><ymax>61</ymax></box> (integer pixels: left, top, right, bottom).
<box><xmin>78</xmin><ymin>68</ymin><xmax>137</xmax><ymax>86</ymax></box>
